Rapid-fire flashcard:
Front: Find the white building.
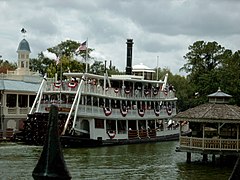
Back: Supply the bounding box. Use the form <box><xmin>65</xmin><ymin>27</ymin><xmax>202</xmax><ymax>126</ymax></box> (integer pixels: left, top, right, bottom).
<box><xmin>0</xmin><ymin>37</ymin><xmax>41</xmax><ymax>140</ymax></box>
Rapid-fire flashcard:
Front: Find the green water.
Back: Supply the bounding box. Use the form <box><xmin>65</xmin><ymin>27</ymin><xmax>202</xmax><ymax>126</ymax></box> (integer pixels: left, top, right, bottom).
<box><xmin>0</xmin><ymin>141</ymin><xmax>233</xmax><ymax>179</ymax></box>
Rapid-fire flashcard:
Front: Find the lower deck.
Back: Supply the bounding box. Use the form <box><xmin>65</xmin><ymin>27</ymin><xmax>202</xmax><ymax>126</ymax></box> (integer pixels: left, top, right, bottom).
<box><xmin>177</xmin><ymin>136</ymin><xmax>240</xmax><ymax>156</ymax></box>
<box><xmin>21</xmin><ymin>112</ymin><xmax>188</xmax><ymax>146</ymax></box>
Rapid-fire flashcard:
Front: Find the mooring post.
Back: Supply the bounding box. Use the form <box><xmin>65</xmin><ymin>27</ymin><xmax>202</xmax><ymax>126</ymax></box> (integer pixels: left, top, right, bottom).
<box><xmin>202</xmin><ymin>154</ymin><xmax>208</xmax><ymax>162</ymax></box>
<box><xmin>212</xmin><ymin>154</ymin><xmax>216</xmax><ymax>164</ymax></box>
<box><xmin>229</xmin><ymin>156</ymin><xmax>240</xmax><ymax>180</ymax></box>
<box><xmin>187</xmin><ymin>152</ymin><xmax>191</xmax><ymax>163</ymax></box>
<box><xmin>32</xmin><ymin>105</ymin><xmax>71</xmax><ymax>180</ymax></box>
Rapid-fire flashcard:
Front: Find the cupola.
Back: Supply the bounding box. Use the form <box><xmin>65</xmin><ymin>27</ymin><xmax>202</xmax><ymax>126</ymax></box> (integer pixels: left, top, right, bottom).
<box><xmin>16</xmin><ymin>38</ymin><xmax>31</xmax><ymax>75</ymax></box>
<box><xmin>207</xmin><ymin>87</ymin><xmax>232</xmax><ymax>104</ymax></box>
<box><xmin>17</xmin><ymin>39</ymin><xmax>31</xmax><ymax>52</ymax></box>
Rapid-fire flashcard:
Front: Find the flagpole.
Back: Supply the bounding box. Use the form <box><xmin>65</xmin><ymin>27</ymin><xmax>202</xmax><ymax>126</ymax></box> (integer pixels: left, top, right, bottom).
<box><xmin>156</xmin><ymin>56</ymin><xmax>159</xmax><ymax>81</ymax></box>
<box><xmin>85</xmin><ymin>38</ymin><xmax>88</xmax><ymax>73</ymax></box>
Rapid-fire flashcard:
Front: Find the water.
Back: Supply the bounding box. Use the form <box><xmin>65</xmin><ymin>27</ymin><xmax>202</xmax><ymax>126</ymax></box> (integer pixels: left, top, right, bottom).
<box><xmin>0</xmin><ymin>141</ymin><xmax>233</xmax><ymax>180</ymax></box>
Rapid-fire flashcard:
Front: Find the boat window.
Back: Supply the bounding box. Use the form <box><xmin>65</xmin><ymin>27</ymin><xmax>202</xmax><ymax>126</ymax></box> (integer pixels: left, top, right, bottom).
<box><xmin>99</xmin><ymin>98</ymin><xmax>104</xmax><ymax>107</ymax></box>
<box><xmin>117</xmin><ymin>120</ymin><xmax>126</xmax><ymax>134</ymax></box>
<box><xmin>95</xmin><ymin>119</ymin><xmax>104</xmax><ymax>129</ymax></box>
<box><xmin>87</xmin><ymin>95</ymin><xmax>91</xmax><ymax>105</ymax></box>
<box><xmin>106</xmin><ymin>120</ymin><xmax>116</xmax><ymax>130</ymax></box>
<box><xmin>151</xmin><ymin>101</ymin><xmax>155</xmax><ymax>109</ymax></box>
<box><xmin>138</xmin><ymin>120</ymin><xmax>146</xmax><ymax>130</ymax></box>
<box><xmin>18</xmin><ymin>95</ymin><xmax>28</xmax><ymax>107</ymax></box>
<box><xmin>116</xmin><ymin>100</ymin><xmax>120</xmax><ymax>108</ymax></box>
<box><xmin>105</xmin><ymin>99</ymin><xmax>110</xmax><ymax>107</ymax></box>
<box><xmin>128</xmin><ymin>120</ymin><xmax>137</xmax><ymax>130</ymax></box>
<box><xmin>148</xmin><ymin>120</ymin><xmax>155</xmax><ymax>129</ymax></box>
<box><xmin>68</xmin><ymin>95</ymin><xmax>75</xmax><ymax>104</ymax></box>
<box><xmin>146</xmin><ymin>101</ymin><xmax>151</xmax><ymax>110</ymax></box>
<box><xmin>132</xmin><ymin>101</ymin><xmax>136</xmax><ymax>109</ymax></box>
<box><xmin>29</xmin><ymin>95</ymin><xmax>36</xmax><ymax>106</ymax></box>
<box><xmin>50</xmin><ymin>94</ymin><xmax>57</xmax><ymax>102</ymax></box>
<box><xmin>7</xmin><ymin>94</ymin><xmax>17</xmax><ymax>107</ymax></box>
<box><xmin>127</xmin><ymin>100</ymin><xmax>131</xmax><ymax>109</ymax></box>
<box><xmin>136</xmin><ymin>101</ymin><xmax>140</xmax><ymax>109</ymax></box>
<box><xmin>111</xmin><ymin>99</ymin><xmax>116</xmax><ymax>108</ymax></box>
<box><xmin>93</xmin><ymin>97</ymin><xmax>98</xmax><ymax>106</ymax></box>
<box><xmin>61</xmin><ymin>94</ymin><xmax>66</xmax><ymax>103</ymax></box>
<box><xmin>142</xmin><ymin>101</ymin><xmax>146</xmax><ymax>110</ymax></box>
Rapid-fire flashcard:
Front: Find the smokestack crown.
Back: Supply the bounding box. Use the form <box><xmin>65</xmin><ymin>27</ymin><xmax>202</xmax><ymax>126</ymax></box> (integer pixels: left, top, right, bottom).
<box><xmin>126</xmin><ymin>39</ymin><xmax>134</xmax><ymax>75</ymax></box>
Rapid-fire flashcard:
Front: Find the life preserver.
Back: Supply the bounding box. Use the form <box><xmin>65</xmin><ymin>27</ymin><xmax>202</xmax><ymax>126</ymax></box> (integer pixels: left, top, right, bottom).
<box><xmin>107</xmin><ymin>130</ymin><xmax>116</xmax><ymax>139</ymax></box>
<box><xmin>154</xmin><ymin>108</ymin><xmax>160</xmax><ymax>116</ymax></box>
<box><xmin>120</xmin><ymin>107</ymin><xmax>128</xmax><ymax>117</ymax></box>
<box><xmin>103</xmin><ymin>107</ymin><xmax>112</xmax><ymax>116</ymax></box>
<box><xmin>138</xmin><ymin>109</ymin><xmax>145</xmax><ymax>117</ymax></box>
<box><xmin>114</xmin><ymin>88</ymin><xmax>119</xmax><ymax>93</ymax></box>
<box><xmin>54</xmin><ymin>81</ymin><xmax>61</xmax><ymax>88</ymax></box>
<box><xmin>68</xmin><ymin>81</ymin><xmax>78</xmax><ymax>88</ymax></box>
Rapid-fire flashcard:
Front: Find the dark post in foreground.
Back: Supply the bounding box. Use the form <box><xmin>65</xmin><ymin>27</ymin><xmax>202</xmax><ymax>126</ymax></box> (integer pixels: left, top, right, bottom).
<box><xmin>229</xmin><ymin>156</ymin><xmax>240</xmax><ymax>180</ymax></box>
<box><xmin>32</xmin><ymin>105</ymin><xmax>71</xmax><ymax>180</ymax></box>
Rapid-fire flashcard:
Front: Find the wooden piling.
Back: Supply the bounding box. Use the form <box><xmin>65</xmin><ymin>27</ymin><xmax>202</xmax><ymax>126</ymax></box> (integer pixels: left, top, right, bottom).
<box><xmin>32</xmin><ymin>105</ymin><xmax>71</xmax><ymax>180</ymax></box>
<box><xmin>187</xmin><ymin>152</ymin><xmax>191</xmax><ymax>163</ymax></box>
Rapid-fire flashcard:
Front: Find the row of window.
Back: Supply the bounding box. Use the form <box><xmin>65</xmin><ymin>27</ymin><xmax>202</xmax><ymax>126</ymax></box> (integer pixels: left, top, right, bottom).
<box><xmin>6</xmin><ymin>94</ymin><xmax>35</xmax><ymax>107</ymax></box>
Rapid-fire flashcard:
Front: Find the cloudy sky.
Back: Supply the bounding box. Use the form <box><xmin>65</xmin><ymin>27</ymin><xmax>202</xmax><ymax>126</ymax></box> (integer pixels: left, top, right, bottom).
<box><xmin>1</xmin><ymin>0</ymin><xmax>240</xmax><ymax>75</ymax></box>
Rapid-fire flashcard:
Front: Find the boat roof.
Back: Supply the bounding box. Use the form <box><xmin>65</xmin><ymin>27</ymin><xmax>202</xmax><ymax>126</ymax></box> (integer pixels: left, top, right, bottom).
<box><xmin>63</xmin><ymin>72</ymin><xmax>164</xmax><ymax>84</ymax></box>
<box><xmin>0</xmin><ymin>79</ymin><xmax>39</xmax><ymax>92</ymax></box>
<box><xmin>207</xmin><ymin>88</ymin><xmax>232</xmax><ymax>98</ymax></box>
<box><xmin>132</xmin><ymin>63</ymin><xmax>155</xmax><ymax>73</ymax></box>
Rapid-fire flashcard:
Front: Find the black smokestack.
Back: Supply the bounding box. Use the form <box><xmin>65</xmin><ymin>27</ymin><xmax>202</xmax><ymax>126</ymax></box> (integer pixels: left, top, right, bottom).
<box><xmin>125</xmin><ymin>39</ymin><xmax>134</xmax><ymax>75</ymax></box>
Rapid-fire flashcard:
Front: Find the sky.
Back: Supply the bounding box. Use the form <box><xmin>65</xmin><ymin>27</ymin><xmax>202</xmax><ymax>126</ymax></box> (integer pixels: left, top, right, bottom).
<box><xmin>1</xmin><ymin>0</ymin><xmax>240</xmax><ymax>75</ymax></box>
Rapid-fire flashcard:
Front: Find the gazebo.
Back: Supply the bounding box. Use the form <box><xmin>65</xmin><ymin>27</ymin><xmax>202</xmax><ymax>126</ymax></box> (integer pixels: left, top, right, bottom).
<box><xmin>174</xmin><ymin>88</ymin><xmax>240</xmax><ymax>163</ymax></box>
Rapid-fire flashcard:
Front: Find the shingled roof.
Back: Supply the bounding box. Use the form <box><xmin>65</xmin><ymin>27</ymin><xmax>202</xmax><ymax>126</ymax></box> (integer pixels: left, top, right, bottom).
<box><xmin>174</xmin><ymin>89</ymin><xmax>240</xmax><ymax>123</ymax></box>
<box><xmin>174</xmin><ymin>103</ymin><xmax>240</xmax><ymax>123</ymax></box>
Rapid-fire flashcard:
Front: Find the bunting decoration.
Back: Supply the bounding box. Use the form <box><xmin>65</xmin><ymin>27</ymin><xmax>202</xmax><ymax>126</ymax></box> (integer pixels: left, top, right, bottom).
<box><xmin>138</xmin><ymin>109</ymin><xmax>145</xmax><ymax>117</ymax></box>
<box><xmin>103</xmin><ymin>107</ymin><xmax>112</xmax><ymax>116</ymax></box>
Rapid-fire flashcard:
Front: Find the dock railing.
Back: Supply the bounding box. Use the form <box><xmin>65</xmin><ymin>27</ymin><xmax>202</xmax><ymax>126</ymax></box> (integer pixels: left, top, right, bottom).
<box><xmin>180</xmin><ymin>136</ymin><xmax>240</xmax><ymax>151</ymax></box>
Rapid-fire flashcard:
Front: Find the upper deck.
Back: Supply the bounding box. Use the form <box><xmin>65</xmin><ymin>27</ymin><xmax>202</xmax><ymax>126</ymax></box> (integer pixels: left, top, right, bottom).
<box><xmin>33</xmin><ymin>72</ymin><xmax>177</xmax><ymax>121</ymax></box>
<box><xmin>44</xmin><ymin>78</ymin><xmax>176</xmax><ymax>101</ymax></box>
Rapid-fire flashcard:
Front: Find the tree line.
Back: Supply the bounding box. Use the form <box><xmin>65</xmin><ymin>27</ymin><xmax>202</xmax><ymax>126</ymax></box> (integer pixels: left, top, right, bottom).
<box><xmin>1</xmin><ymin>40</ymin><xmax>239</xmax><ymax>111</ymax></box>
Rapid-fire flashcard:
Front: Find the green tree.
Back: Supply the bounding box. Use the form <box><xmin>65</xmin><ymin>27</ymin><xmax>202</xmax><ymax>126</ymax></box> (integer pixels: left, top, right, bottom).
<box><xmin>30</xmin><ymin>40</ymin><xmax>94</xmax><ymax>78</ymax></box>
<box><xmin>0</xmin><ymin>59</ymin><xmax>17</xmax><ymax>73</ymax></box>
<box><xmin>180</xmin><ymin>41</ymin><xmax>229</xmax><ymax>103</ymax></box>
<box><xmin>88</xmin><ymin>61</ymin><xmax>107</xmax><ymax>75</ymax></box>
<box><xmin>219</xmin><ymin>50</ymin><xmax>240</xmax><ymax>105</ymax></box>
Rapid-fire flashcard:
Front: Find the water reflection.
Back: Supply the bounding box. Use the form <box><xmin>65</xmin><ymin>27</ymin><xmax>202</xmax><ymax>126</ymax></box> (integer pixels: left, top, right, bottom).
<box><xmin>0</xmin><ymin>141</ymin><xmax>233</xmax><ymax>179</ymax></box>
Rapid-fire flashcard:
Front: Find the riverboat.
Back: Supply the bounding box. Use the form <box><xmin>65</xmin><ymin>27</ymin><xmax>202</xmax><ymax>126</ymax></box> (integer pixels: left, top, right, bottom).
<box><xmin>22</xmin><ymin>39</ymin><xmax>187</xmax><ymax>147</ymax></box>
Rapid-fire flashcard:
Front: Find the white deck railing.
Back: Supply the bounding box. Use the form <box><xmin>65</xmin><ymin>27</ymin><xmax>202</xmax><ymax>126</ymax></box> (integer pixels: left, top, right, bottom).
<box><xmin>179</xmin><ymin>136</ymin><xmax>240</xmax><ymax>152</ymax></box>
<box><xmin>45</xmin><ymin>81</ymin><xmax>176</xmax><ymax>100</ymax></box>
<box><xmin>39</xmin><ymin>104</ymin><xmax>177</xmax><ymax>120</ymax></box>
<box><xmin>5</xmin><ymin>107</ymin><xmax>31</xmax><ymax>115</ymax></box>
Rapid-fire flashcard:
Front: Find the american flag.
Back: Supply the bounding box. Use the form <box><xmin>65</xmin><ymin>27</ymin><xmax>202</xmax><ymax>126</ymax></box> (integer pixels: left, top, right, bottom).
<box><xmin>76</xmin><ymin>41</ymin><xmax>87</xmax><ymax>52</ymax></box>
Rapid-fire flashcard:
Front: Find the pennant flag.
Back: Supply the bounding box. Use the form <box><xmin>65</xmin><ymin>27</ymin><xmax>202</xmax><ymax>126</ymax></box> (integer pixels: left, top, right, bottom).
<box><xmin>21</xmin><ymin>28</ymin><xmax>27</xmax><ymax>34</ymax></box>
<box><xmin>76</xmin><ymin>41</ymin><xmax>87</xmax><ymax>52</ymax></box>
